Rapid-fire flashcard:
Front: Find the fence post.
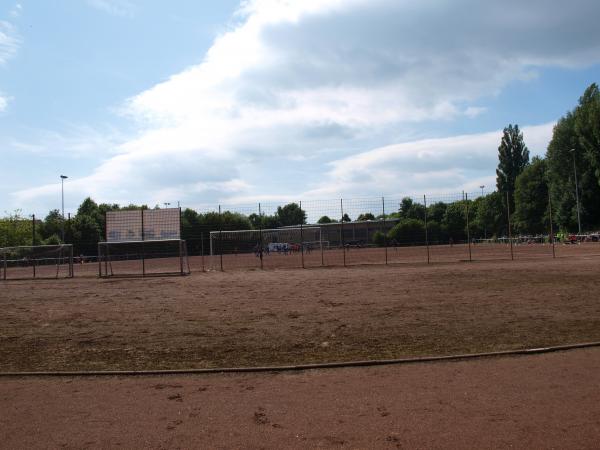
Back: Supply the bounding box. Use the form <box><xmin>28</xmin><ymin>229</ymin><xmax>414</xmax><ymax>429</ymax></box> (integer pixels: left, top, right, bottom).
<box><xmin>141</xmin><ymin>208</ymin><xmax>146</xmax><ymax>277</ymax></box>
<box><xmin>201</xmin><ymin>232</ymin><xmax>205</xmax><ymax>271</ymax></box>
<box><xmin>506</xmin><ymin>191</ymin><xmax>514</xmax><ymax>261</ymax></box>
<box><xmin>340</xmin><ymin>199</ymin><xmax>346</xmax><ymax>267</ymax></box>
<box><xmin>465</xmin><ymin>193</ymin><xmax>472</xmax><ymax>262</ymax></box>
<box><xmin>32</xmin><ymin>214</ymin><xmax>36</xmax><ymax>278</ymax></box>
<box><xmin>320</xmin><ymin>224</ymin><xmax>325</xmax><ymax>267</ymax></box>
<box><xmin>549</xmin><ymin>190</ymin><xmax>555</xmax><ymax>259</ymax></box>
<box><xmin>103</xmin><ymin>211</ymin><xmax>108</xmax><ymax>277</ymax></box>
<box><xmin>424</xmin><ymin>195</ymin><xmax>430</xmax><ymax>264</ymax></box>
<box><xmin>382</xmin><ymin>197</ymin><xmax>388</xmax><ymax>265</ymax></box>
<box><xmin>179</xmin><ymin>207</ymin><xmax>184</xmax><ymax>275</ymax></box>
<box><xmin>300</xmin><ymin>201</ymin><xmax>305</xmax><ymax>269</ymax></box>
<box><xmin>258</xmin><ymin>203</ymin><xmax>264</xmax><ymax>270</ymax></box>
<box><xmin>219</xmin><ymin>205</ymin><xmax>223</xmax><ymax>271</ymax></box>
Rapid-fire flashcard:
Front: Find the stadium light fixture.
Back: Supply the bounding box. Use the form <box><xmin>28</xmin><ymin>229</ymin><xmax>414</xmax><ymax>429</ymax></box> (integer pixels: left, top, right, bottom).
<box><xmin>480</xmin><ymin>185</ymin><xmax>485</xmax><ymax>197</ymax></box>
<box><xmin>60</xmin><ymin>175</ymin><xmax>68</xmax><ymax>241</ymax></box>
<box><xmin>570</xmin><ymin>149</ymin><xmax>582</xmax><ymax>234</ymax></box>
<box><xmin>164</xmin><ymin>202</ymin><xmax>171</xmax><ymax>208</ymax></box>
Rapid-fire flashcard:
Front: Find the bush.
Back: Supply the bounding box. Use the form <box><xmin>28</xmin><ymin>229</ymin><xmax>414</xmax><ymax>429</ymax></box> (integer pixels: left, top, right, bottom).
<box><xmin>387</xmin><ymin>219</ymin><xmax>425</xmax><ymax>244</ymax></box>
<box><xmin>372</xmin><ymin>230</ymin><xmax>386</xmax><ymax>247</ymax></box>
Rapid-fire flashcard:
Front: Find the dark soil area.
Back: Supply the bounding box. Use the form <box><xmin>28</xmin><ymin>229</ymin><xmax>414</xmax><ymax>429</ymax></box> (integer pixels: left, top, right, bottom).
<box><xmin>1</xmin><ymin>256</ymin><xmax>600</xmax><ymax>372</ymax></box>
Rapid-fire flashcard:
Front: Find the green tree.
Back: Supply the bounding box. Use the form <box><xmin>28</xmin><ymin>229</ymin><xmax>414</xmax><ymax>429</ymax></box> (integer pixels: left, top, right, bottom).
<box><xmin>475</xmin><ymin>192</ymin><xmax>505</xmax><ymax>237</ymax></box>
<box><xmin>357</xmin><ymin>212</ymin><xmax>375</xmax><ymax>221</ymax></box>
<box><xmin>426</xmin><ymin>202</ymin><xmax>447</xmax><ymax>224</ymax></box>
<box><xmin>71</xmin><ymin>214</ymin><xmax>102</xmax><ymax>255</ymax></box>
<box><xmin>387</xmin><ymin>219</ymin><xmax>425</xmax><ymax>244</ymax></box>
<box><xmin>0</xmin><ymin>210</ymin><xmax>34</xmax><ymax>247</ymax></box>
<box><xmin>276</xmin><ymin>203</ymin><xmax>307</xmax><ymax>227</ymax></box>
<box><xmin>261</xmin><ymin>214</ymin><xmax>281</xmax><ymax>229</ymax></box>
<box><xmin>341</xmin><ymin>213</ymin><xmax>351</xmax><ymax>222</ymax></box>
<box><xmin>372</xmin><ymin>230</ymin><xmax>386</xmax><ymax>246</ymax></box>
<box><xmin>546</xmin><ymin>85</ymin><xmax>600</xmax><ymax>231</ymax></box>
<box><xmin>317</xmin><ymin>215</ymin><xmax>334</xmax><ymax>224</ymax></box>
<box><xmin>40</xmin><ymin>209</ymin><xmax>63</xmax><ymax>241</ymax></box>
<box><xmin>514</xmin><ymin>157</ymin><xmax>549</xmax><ymax>234</ymax></box>
<box><xmin>496</xmin><ymin>124</ymin><xmax>530</xmax><ymax>213</ymax></box>
<box><xmin>443</xmin><ymin>201</ymin><xmax>470</xmax><ymax>240</ymax></box>
<box><xmin>574</xmin><ymin>83</ymin><xmax>600</xmax><ymax>185</ymax></box>
<box><xmin>399</xmin><ymin>197</ymin><xmax>425</xmax><ymax>221</ymax></box>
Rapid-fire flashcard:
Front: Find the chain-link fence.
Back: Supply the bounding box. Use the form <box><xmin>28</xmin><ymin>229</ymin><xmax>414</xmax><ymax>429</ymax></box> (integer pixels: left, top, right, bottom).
<box><xmin>3</xmin><ymin>191</ymin><xmax>600</xmax><ymax>276</ymax></box>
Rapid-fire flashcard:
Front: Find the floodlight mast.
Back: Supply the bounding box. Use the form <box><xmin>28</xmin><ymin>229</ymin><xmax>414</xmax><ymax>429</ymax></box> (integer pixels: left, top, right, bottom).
<box><xmin>60</xmin><ymin>175</ymin><xmax>68</xmax><ymax>241</ymax></box>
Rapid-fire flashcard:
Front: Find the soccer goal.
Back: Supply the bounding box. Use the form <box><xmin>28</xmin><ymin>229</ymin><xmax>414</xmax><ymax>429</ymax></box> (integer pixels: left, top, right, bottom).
<box><xmin>1</xmin><ymin>244</ymin><xmax>74</xmax><ymax>281</ymax></box>
<box><xmin>208</xmin><ymin>226</ymin><xmax>323</xmax><ymax>255</ymax></box>
<box><xmin>98</xmin><ymin>208</ymin><xmax>190</xmax><ymax>277</ymax></box>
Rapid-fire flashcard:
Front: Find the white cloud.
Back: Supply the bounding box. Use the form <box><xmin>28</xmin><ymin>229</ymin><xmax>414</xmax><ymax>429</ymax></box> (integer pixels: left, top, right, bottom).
<box><xmin>305</xmin><ymin>123</ymin><xmax>555</xmax><ymax>199</ymax></box>
<box><xmin>0</xmin><ymin>94</ymin><xmax>8</xmax><ymax>112</ymax></box>
<box><xmin>9</xmin><ymin>3</ymin><xmax>22</xmax><ymax>18</ymax></box>
<box><xmin>87</xmin><ymin>0</ymin><xmax>136</xmax><ymax>17</ymax></box>
<box><xmin>0</xmin><ymin>20</ymin><xmax>19</xmax><ymax>64</ymax></box>
<box><xmin>9</xmin><ymin>0</ymin><xmax>600</xmax><ymax>212</ymax></box>
<box><xmin>464</xmin><ymin>106</ymin><xmax>487</xmax><ymax>118</ymax></box>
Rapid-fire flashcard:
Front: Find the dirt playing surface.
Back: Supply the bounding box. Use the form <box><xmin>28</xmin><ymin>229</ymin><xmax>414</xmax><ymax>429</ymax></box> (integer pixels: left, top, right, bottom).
<box><xmin>1</xmin><ymin>255</ymin><xmax>600</xmax><ymax>372</ymax></box>
<box><xmin>1</xmin><ymin>348</ymin><xmax>599</xmax><ymax>449</ymax></box>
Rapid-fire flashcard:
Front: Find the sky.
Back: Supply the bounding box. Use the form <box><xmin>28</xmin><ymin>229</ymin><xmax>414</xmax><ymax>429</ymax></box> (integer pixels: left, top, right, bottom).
<box><xmin>1</xmin><ymin>0</ymin><xmax>600</xmax><ymax>217</ymax></box>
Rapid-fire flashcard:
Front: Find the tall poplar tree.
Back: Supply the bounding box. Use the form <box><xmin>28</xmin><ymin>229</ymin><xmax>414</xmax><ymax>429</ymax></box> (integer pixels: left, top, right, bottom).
<box><xmin>496</xmin><ymin>124</ymin><xmax>530</xmax><ymax>213</ymax></box>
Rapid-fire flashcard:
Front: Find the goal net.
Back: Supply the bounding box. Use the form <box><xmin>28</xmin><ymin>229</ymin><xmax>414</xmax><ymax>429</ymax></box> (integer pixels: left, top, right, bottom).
<box><xmin>98</xmin><ymin>208</ymin><xmax>190</xmax><ymax>277</ymax></box>
<box><xmin>209</xmin><ymin>226</ymin><xmax>323</xmax><ymax>255</ymax></box>
<box><xmin>1</xmin><ymin>244</ymin><xmax>74</xmax><ymax>281</ymax></box>
<box><xmin>98</xmin><ymin>239</ymin><xmax>190</xmax><ymax>277</ymax></box>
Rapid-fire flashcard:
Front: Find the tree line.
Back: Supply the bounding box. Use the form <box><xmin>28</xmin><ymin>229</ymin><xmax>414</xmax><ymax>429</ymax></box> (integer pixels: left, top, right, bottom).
<box><xmin>2</xmin><ymin>83</ymin><xmax>599</xmax><ymax>253</ymax></box>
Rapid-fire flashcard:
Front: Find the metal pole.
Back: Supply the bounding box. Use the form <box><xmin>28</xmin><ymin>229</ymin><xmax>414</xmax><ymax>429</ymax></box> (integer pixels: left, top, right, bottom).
<box><xmin>179</xmin><ymin>240</ymin><xmax>184</xmax><ymax>276</ymax></box>
<box><xmin>507</xmin><ymin>191</ymin><xmax>514</xmax><ymax>260</ymax></box>
<box><xmin>179</xmin><ymin>207</ymin><xmax>184</xmax><ymax>275</ymax></box>
<box><xmin>103</xmin><ymin>211</ymin><xmax>108</xmax><ymax>277</ymax></box>
<box><xmin>382</xmin><ymin>197</ymin><xmax>388</xmax><ymax>264</ymax></box>
<box><xmin>141</xmin><ymin>208</ymin><xmax>146</xmax><ymax>277</ymax></box>
<box><xmin>69</xmin><ymin>245</ymin><xmax>73</xmax><ymax>278</ymax></box>
<box><xmin>201</xmin><ymin>232</ymin><xmax>205</xmax><ymax>272</ymax></box>
<box><xmin>60</xmin><ymin>175</ymin><xmax>67</xmax><ymax>242</ymax></box>
<box><xmin>32</xmin><ymin>214</ymin><xmax>36</xmax><ymax>278</ymax></box>
<box><xmin>61</xmin><ymin>177</ymin><xmax>64</xmax><ymax>241</ymax></box>
<box><xmin>424</xmin><ymin>195</ymin><xmax>430</xmax><ymax>264</ymax></box>
<box><xmin>571</xmin><ymin>149</ymin><xmax>582</xmax><ymax>235</ymax></box>
<box><xmin>219</xmin><ymin>205</ymin><xmax>223</xmax><ymax>272</ymax></box>
<box><xmin>320</xmin><ymin>226</ymin><xmax>324</xmax><ymax>266</ymax></box>
<box><xmin>549</xmin><ymin>190</ymin><xmax>555</xmax><ymax>259</ymax></box>
<box><xmin>258</xmin><ymin>203</ymin><xmax>264</xmax><ymax>270</ymax></box>
<box><xmin>340</xmin><ymin>199</ymin><xmax>346</xmax><ymax>267</ymax></box>
<box><xmin>465</xmin><ymin>193</ymin><xmax>472</xmax><ymax>262</ymax></box>
<box><xmin>300</xmin><ymin>201</ymin><xmax>305</xmax><ymax>269</ymax></box>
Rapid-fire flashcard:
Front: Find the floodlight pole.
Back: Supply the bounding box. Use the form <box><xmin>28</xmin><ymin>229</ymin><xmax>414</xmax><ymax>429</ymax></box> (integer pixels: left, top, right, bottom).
<box><xmin>570</xmin><ymin>149</ymin><xmax>582</xmax><ymax>235</ymax></box>
<box><xmin>60</xmin><ymin>175</ymin><xmax>68</xmax><ymax>242</ymax></box>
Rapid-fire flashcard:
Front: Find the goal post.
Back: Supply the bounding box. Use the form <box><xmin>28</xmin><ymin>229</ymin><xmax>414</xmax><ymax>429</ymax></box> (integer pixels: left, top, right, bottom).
<box><xmin>98</xmin><ymin>239</ymin><xmax>190</xmax><ymax>277</ymax></box>
<box><xmin>98</xmin><ymin>208</ymin><xmax>190</xmax><ymax>278</ymax></box>
<box><xmin>0</xmin><ymin>244</ymin><xmax>74</xmax><ymax>281</ymax></box>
